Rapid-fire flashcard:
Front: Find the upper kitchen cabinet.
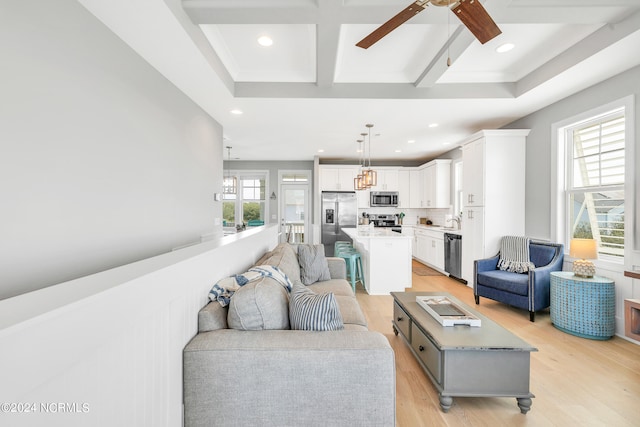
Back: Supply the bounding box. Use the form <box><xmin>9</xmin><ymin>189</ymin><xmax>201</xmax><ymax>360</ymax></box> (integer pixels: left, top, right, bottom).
<box><xmin>319</xmin><ymin>166</ymin><xmax>358</xmax><ymax>191</ymax></box>
<box><xmin>409</xmin><ymin>169</ymin><xmax>423</xmax><ymax>208</ymax></box>
<box><xmin>461</xmin><ymin>130</ymin><xmax>529</xmax><ymax>208</ymax></box>
<box><xmin>397</xmin><ymin>170</ymin><xmax>411</xmax><ymax>209</ymax></box>
<box><xmin>423</xmin><ymin>160</ymin><xmax>451</xmax><ymax>208</ymax></box>
<box><xmin>369</xmin><ymin>169</ymin><xmax>399</xmax><ymax>191</ymax></box>
<box><xmin>460</xmin><ymin>129</ymin><xmax>530</xmax><ymax>283</ymax></box>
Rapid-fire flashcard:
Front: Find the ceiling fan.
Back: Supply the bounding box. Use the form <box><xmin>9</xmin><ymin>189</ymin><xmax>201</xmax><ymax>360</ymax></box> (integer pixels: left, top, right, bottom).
<box><xmin>356</xmin><ymin>0</ymin><xmax>501</xmax><ymax>49</ymax></box>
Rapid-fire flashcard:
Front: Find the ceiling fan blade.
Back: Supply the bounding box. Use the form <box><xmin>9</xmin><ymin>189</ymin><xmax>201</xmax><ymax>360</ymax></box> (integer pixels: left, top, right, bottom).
<box><xmin>452</xmin><ymin>0</ymin><xmax>501</xmax><ymax>44</ymax></box>
<box><xmin>356</xmin><ymin>1</ymin><xmax>427</xmax><ymax>49</ymax></box>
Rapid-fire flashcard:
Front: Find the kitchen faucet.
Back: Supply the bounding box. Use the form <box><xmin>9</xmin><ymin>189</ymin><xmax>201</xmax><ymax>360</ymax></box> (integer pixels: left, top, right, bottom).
<box><xmin>448</xmin><ymin>215</ymin><xmax>461</xmax><ymax>230</ymax></box>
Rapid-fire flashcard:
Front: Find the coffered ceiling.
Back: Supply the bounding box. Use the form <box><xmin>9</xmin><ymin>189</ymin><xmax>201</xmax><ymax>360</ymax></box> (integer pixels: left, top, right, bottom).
<box><xmin>79</xmin><ymin>0</ymin><xmax>640</xmax><ymax>162</ymax></box>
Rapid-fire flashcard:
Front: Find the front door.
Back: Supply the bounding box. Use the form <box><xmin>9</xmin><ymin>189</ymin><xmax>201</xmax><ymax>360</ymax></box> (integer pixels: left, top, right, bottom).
<box><xmin>280</xmin><ymin>184</ymin><xmax>309</xmax><ymax>243</ymax></box>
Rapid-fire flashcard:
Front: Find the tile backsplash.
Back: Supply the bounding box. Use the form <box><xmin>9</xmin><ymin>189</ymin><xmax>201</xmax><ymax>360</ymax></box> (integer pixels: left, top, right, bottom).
<box><xmin>358</xmin><ymin>207</ymin><xmax>453</xmax><ymax>226</ymax></box>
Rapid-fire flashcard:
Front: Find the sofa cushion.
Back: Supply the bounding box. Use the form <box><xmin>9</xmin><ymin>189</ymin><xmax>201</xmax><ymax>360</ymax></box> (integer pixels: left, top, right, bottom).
<box><xmin>298</xmin><ymin>244</ymin><xmax>331</xmax><ymax>285</ymax></box>
<box><xmin>289</xmin><ymin>283</ymin><xmax>344</xmax><ymax>331</ymax></box>
<box><xmin>261</xmin><ymin>243</ymin><xmax>303</xmax><ymax>286</ymax></box>
<box><xmin>308</xmin><ymin>279</ymin><xmax>355</xmax><ymax>297</ymax></box>
<box><xmin>477</xmin><ymin>270</ymin><xmax>529</xmax><ymax>296</ymax></box>
<box><xmin>334</xmin><ymin>295</ymin><xmax>367</xmax><ymax>327</ymax></box>
<box><xmin>227</xmin><ymin>277</ymin><xmax>290</xmax><ymax>330</ymax></box>
<box><xmin>198</xmin><ymin>302</ymin><xmax>229</xmax><ymax>332</ymax></box>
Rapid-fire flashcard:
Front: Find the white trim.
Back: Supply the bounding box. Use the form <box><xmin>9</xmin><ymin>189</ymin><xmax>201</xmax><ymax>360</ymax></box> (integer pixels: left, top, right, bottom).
<box><xmin>278</xmin><ymin>170</ymin><xmax>312</xmax><ymax>243</ymax></box>
<box><xmin>225</xmin><ymin>169</ymin><xmax>270</xmax><ymax>224</ymax></box>
<box><xmin>551</xmin><ymin>95</ymin><xmax>635</xmax><ymax>272</ymax></box>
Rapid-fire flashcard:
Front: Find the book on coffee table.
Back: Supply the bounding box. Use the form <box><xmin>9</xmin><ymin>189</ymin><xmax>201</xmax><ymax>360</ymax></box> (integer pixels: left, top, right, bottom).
<box><xmin>416</xmin><ymin>296</ymin><xmax>481</xmax><ymax>327</ymax></box>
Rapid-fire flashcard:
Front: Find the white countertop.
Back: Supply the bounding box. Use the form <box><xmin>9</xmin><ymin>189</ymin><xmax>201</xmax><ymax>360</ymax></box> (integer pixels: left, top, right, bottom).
<box><xmin>403</xmin><ymin>224</ymin><xmax>463</xmax><ymax>236</ymax></box>
<box><xmin>342</xmin><ymin>227</ymin><xmax>413</xmax><ymax>239</ymax></box>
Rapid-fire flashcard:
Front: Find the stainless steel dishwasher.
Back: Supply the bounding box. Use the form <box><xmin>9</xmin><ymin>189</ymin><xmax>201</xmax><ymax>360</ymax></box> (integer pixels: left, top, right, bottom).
<box><xmin>444</xmin><ymin>233</ymin><xmax>465</xmax><ymax>283</ymax></box>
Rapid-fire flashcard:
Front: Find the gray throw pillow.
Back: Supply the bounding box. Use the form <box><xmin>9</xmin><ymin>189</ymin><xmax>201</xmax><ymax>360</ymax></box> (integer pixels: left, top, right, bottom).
<box><xmin>298</xmin><ymin>244</ymin><xmax>331</xmax><ymax>285</ymax></box>
<box><xmin>227</xmin><ymin>277</ymin><xmax>290</xmax><ymax>330</ymax></box>
<box><xmin>289</xmin><ymin>283</ymin><xmax>344</xmax><ymax>331</ymax></box>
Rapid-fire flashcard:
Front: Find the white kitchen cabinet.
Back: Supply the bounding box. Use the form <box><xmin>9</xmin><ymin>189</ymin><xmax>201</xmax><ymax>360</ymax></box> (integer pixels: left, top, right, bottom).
<box><xmin>423</xmin><ymin>160</ymin><xmax>451</xmax><ymax>208</ymax></box>
<box><xmin>432</xmin><ymin>235</ymin><xmax>445</xmax><ymax>271</ymax></box>
<box><xmin>409</xmin><ymin>169</ymin><xmax>424</xmax><ymax>208</ymax></box>
<box><xmin>397</xmin><ymin>170</ymin><xmax>411</xmax><ymax>209</ymax></box>
<box><xmin>401</xmin><ymin>225</ymin><xmax>415</xmax><ymax>257</ymax></box>
<box><xmin>414</xmin><ymin>228</ymin><xmax>444</xmax><ymax>271</ymax></box>
<box><xmin>319</xmin><ymin>167</ymin><xmax>358</xmax><ymax>191</ymax></box>
<box><xmin>460</xmin><ymin>130</ymin><xmax>530</xmax><ymax>284</ymax></box>
<box><xmin>357</xmin><ymin>189</ymin><xmax>370</xmax><ymax>208</ymax></box>
<box><xmin>415</xmin><ymin>231</ymin><xmax>429</xmax><ymax>263</ymax></box>
<box><xmin>462</xmin><ymin>139</ymin><xmax>484</xmax><ymax>206</ymax></box>
<box><xmin>370</xmin><ymin>169</ymin><xmax>399</xmax><ymax>191</ymax></box>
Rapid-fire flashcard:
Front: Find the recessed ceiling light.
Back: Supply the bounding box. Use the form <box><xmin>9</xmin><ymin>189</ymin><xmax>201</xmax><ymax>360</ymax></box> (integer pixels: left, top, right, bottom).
<box><xmin>395</xmin><ymin>149</ymin><xmax>402</xmax><ymax>153</ymax></box>
<box><xmin>230</xmin><ymin>109</ymin><xmax>243</xmax><ymax>115</ymax></box>
<box><xmin>356</xmin><ymin>149</ymin><xmax>363</xmax><ymax>153</ymax></box>
<box><xmin>407</xmin><ymin>140</ymin><xmax>416</xmax><ymax>144</ymax></box>
<box><xmin>317</xmin><ymin>149</ymin><xmax>324</xmax><ymax>153</ymax></box>
<box><xmin>443</xmin><ymin>142</ymin><xmax>451</xmax><ymax>146</ymax></box>
<box><xmin>496</xmin><ymin>43</ymin><xmax>515</xmax><ymax>53</ymax></box>
<box><xmin>257</xmin><ymin>36</ymin><xmax>273</xmax><ymax>47</ymax></box>
<box><xmin>428</xmin><ymin>123</ymin><xmax>438</xmax><ymax>128</ymax></box>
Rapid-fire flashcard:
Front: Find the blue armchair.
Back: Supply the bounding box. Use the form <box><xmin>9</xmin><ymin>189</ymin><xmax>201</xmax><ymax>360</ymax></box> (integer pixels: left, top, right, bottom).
<box><xmin>474</xmin><ymin>241</ymin><xmax>564</xmax><ymax>322</ymax></box>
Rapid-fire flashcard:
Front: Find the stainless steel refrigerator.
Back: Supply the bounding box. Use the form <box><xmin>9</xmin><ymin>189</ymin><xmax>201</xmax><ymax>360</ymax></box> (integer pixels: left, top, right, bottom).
<box><xmin>321</xmin><ymin>191</ymin><xmax>357</xmax><ymax>256</ymax></box>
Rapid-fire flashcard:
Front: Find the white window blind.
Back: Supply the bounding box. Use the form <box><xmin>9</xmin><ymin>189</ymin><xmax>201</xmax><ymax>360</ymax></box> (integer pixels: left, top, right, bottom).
<box><xmin>567</xmin><ymin>109</ymin><xmax>625</xmax><ymax>260</ymax></box>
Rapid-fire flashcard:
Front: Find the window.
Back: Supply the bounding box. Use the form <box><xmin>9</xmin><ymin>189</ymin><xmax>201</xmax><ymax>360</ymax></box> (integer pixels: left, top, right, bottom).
<box><xmin>565</xmin><ymin>108</ymin><xmax>626</xmax><ymax>260</ymax></box>
<box><xmin>281</xmin><ymin>173</ymin><xmax>309</xmax><ymax>183</ymax></box>
<box><xmin>241</xmin><ymin>177</ymin><xmax>266</xmax><ymax>223</ymax></box>
<box><xmin>222</xmin><ymin>171</ymin><xmax>268</xmax><ymax>226</ymax></box>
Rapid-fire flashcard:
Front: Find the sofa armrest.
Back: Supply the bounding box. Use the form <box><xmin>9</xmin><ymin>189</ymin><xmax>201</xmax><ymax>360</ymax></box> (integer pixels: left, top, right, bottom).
<box><xmin>327</xmin><ymin>257</ymin><xmax>347</xmax><ymax>280</ymax></box>
<box><xmin>184</xmin><ymin>330</ymin><xmax>395</xmax><ymax>427</ymax></box>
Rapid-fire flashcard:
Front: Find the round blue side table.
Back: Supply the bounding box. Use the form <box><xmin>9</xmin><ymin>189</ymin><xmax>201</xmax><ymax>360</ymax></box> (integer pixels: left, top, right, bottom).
<box><xmin>550</xmin><ymin>271</ymin><xmax>615</xmax><ymax>340</ymax></box>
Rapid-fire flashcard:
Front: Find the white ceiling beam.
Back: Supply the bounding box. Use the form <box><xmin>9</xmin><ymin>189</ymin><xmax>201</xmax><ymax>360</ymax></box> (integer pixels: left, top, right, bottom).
<box><xmin>315</xmin><ymin>0</ymin><xmax>342</xmax><ymax>88</ymax></box>
<box><xmin>413</xmin><ymin>26</ymin><xmax>474</xmax><ymax>88</ymax></box>
<box><xmin>516</xmin><ymin>7</ymin><xmax>640</xmax><ymax>96</ymax></box>
<box><xmin>234</xmin><ymin>82</ymin><xmax>515</xmax><ymax>99</ymax></box>
<box><xmin>182</xmin><ymin>0</ymin><xmax>636</xmax><ymax>25</ymax></box>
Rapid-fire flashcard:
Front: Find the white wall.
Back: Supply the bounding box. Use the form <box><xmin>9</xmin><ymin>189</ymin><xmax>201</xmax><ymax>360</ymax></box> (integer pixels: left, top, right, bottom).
<box><xmin>505</xmin><ymin>65</ymin><xmax>640</xmax><ymax>244</ymax></box>
<box><xmin>0</xmin><ymin>0</ymin><xmax>223</xmax><ymax>299</ymax></box>
<box><xmin>0</xmin><ymin>225</ymin><xmax>279</xmax><ymax>427</ymax></box>
<box><xmin>505</xmin><ymin>65</ymin><xmax>640</xmax><ymax>338</ymax></box>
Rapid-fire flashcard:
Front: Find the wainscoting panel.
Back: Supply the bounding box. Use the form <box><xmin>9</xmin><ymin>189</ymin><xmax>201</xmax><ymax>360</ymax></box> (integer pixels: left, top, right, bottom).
<box><xmin>0</xmin><ymin>226</ymin><xmax>278</xmax><ymax>426</ymax></box>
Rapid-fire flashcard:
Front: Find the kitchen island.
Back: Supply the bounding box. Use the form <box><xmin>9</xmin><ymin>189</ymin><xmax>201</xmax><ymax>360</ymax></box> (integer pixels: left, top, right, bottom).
<box><xmin>342</xmin><ymin>227</ymin><xmax>413</xmax><ymax>295</ymax></box>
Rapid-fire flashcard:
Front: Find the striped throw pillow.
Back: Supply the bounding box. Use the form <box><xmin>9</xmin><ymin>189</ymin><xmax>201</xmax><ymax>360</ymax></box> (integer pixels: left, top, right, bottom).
<box><xmin>289</xmin><ymin>283</ymin><xmax>344</xmax><ymax>331</ymax></box>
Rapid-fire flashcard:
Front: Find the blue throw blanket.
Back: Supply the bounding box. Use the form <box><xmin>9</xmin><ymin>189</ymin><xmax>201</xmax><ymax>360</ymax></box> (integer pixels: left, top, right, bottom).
<box><xmin>498</xmin><ymin>236</ymin><xmax>535</xmax><ymax>273</ymax></box>
<box><xmin>209</xmin><ymin>265</ymin><xmax>293</xmax><ymax>306</ymax></box>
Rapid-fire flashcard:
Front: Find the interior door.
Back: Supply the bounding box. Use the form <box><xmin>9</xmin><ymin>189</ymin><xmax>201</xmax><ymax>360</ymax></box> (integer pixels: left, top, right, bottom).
<box><xmin>280</xmin><ymin>184</ymin><xmax>309</xmax><ymax>244</ymax></box>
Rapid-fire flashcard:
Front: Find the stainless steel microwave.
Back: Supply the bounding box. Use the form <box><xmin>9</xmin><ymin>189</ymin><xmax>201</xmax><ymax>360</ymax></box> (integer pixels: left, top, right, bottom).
<box><xmin>370</xmin><ymin>191</ymin><xmax>399</xmax><ymax>207</ymax></box>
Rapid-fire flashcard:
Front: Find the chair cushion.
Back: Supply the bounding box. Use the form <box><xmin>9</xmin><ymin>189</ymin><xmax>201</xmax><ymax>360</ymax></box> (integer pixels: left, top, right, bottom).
<box><xmin>477</xmin><ymin>270</ymin><xmax>529</xmax><ymax>296</ymax></box>
<box><xmin>530</xmin><ymin>244</ymin><xmax>557</xmax><ymax>267</ymax></box>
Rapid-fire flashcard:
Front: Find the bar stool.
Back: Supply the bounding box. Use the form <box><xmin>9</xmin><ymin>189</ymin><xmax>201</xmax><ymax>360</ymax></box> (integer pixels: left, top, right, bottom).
<box><xmin>334</xmin><ymin>241</ymin><xmax>352</xmax><ymax>255</ymax></box>
<box><xmin>335</xmin><ymin>248</ymin><xmax>365</xmax><ymax>293</ymax></box>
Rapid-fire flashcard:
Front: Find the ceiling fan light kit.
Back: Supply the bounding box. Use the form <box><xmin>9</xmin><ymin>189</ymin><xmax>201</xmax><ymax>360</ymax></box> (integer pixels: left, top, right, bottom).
<box><xmin>356</xmin><ymin>0</ymin><xmax>501</xmax><ymax>50</ymax></box>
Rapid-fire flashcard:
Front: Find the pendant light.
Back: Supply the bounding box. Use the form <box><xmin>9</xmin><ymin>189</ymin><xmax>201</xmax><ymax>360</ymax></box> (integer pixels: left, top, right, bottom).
<box><xmin>363</xmin><ymin>124</ymin><xmax>377</xmax><ymax>188</ymax></box>
<box><xmin>354</xmin><ymin>138</ymin><xmax>366</xmax><ymax>190</ymax></box>
<box><xmin>223</xmin><ymin>146</ymin><xmax>237</xmax><ymax>195</ymax></box>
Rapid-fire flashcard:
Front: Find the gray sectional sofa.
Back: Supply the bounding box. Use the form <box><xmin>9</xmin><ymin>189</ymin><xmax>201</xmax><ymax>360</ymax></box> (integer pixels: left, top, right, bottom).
<box><xmin>183</xmin><ymin>243</ymin><xmax>396</xmax><ymax>427</ymax></box>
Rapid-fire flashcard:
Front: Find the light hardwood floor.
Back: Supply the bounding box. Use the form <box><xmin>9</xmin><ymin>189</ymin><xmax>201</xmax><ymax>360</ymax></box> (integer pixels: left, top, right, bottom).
<box><xmin>355</xmin><ymin>262</ymin><xmax>640</xmax><ymax>427</ymax></box>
